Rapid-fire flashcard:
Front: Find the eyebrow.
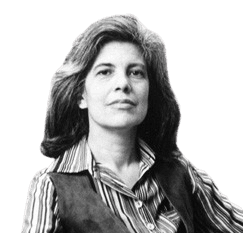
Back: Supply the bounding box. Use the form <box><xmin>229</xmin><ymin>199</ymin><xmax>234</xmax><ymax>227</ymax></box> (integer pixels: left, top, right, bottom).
<box><xmin>127</xmin><ymin>63</ymin><xmax>147</xmax><ymax>70</ymax></box>
<box><xmin>93</xmin><ymin>63</ymin><xmax>115</xmax><ymax>71</ymax></box>
<box><xmin>93</xmin><ymin>62</ymin><xmax>146</xmax><ymax>70</ymax></box>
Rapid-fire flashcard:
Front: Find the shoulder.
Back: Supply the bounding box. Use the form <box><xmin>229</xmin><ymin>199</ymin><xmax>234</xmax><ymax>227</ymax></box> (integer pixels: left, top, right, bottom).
<box><xmin>155</xmin><ymin>154</ymin><xmax>190</xmax><ymax>176</ymax></box>
<box><xmin>28</xmin><ymin>168</ymin><xmax>56</xmax><ymax>197</ymax></box>
<box><xmin>154</xmin><ymin>155</ymin><xmax>193</xmax><ymax>189</ymax></box>
<box><xmin>31</xmin><ymin>168</ymin><xmax>52</xmax><ymax>184</ymax></box>
<box><xmin>23</xmin><ymin>169</ymin><xmax>61</xmax><ymax>233</ymax></box>
<box><xmin>175</xmin><ymin>155</ymin><xmax>217</xmax><ymax>194</ymax></box>
<box><xmin>154</xmin><ymin>154</ymin><xmax>207</xmax><ymax>196</ymax></box>
<box><xmin>29</xmin><ymin>155</ymin><xmax>66</xmax><ymax>187</ymax></box>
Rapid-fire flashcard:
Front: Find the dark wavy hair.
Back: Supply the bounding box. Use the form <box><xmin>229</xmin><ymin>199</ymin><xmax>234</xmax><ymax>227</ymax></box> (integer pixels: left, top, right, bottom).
<box><xmin>41</xmin><ymin>15</ymin><xmax>181</xmax><ymax>159</ymax></box>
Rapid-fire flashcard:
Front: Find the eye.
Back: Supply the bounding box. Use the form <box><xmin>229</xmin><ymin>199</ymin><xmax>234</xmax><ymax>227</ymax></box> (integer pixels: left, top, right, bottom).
<box><xmin>97</xmin><ymin>69</ymin><xmax>112</xmax><ymax>76</ymax></box>
<box><xmin>129</xmin><ymin>69</ymin><xmax>146</xmax><ymax>78</ymax></box>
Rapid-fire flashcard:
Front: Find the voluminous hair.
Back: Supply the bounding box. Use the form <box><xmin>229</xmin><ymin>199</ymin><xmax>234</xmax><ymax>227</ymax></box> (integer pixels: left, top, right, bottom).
<box><xmin>41</xmin><ymin>15</ymin><xmax>181</xmax><ymax>159</ymax></box>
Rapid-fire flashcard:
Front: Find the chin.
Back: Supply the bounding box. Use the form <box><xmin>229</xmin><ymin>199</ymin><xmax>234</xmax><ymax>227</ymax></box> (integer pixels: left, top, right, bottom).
<box><xmin>103</xmin><ymin>117</ymin><xmax>145</xmax><ymax>130</ymax></box>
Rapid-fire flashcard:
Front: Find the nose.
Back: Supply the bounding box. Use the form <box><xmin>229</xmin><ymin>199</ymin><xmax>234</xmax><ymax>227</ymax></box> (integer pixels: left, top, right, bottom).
<box><xmin>114</xmin><ymin>72</ymin><xmax>132</xmax><ymax>93</ymax></box>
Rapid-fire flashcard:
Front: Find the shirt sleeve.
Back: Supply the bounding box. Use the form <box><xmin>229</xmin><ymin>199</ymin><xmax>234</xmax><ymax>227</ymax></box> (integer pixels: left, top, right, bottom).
<box><xmin>21</xmin><ymin>169</ymin><xmax>63</xmax><ymax>233</ymax></box>
<box><xmin>182</xmin><ymin>157</ymin><xmax>243</xmax><ymax>232</ymax></box>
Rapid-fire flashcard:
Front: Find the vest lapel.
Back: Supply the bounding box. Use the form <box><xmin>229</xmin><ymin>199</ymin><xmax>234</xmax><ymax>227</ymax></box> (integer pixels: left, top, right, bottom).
<box><xmin>153</xmin><ymin>159</ymin><xmax>194</xmax><ymax>233</ymax></box>
<box><xmin>49</xmin><ymin>171</ymin><xmax>130</xmax><ymax>233</ymax></box>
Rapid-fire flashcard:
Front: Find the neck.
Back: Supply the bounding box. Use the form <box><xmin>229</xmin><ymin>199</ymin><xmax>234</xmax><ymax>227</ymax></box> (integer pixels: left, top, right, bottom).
<box><xmin>87</xmin><ymin>127</ymin><xmax>138</xmax><ymax>171</ymax></box>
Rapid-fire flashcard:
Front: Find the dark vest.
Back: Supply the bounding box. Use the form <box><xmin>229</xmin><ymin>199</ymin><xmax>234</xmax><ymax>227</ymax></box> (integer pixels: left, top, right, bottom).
<box><xmin>49</xmin><ymin>159</ymin><xmax>194</xmax><ymax>233</ymax></box>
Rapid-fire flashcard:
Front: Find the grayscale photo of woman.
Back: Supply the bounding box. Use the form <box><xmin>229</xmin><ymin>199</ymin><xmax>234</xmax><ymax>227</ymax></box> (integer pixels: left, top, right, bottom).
<box><xmin>21</xmin><ymin>14</ymin><xmax>243</xmax><ymax>233</ymax></box>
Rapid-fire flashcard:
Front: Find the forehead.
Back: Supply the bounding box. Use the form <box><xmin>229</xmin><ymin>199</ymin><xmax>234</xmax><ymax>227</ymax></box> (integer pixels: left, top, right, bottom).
<box><xmin>93</xmin><ymin>41</ymin><xmax>145</xmax><ymax>66</ymax></box>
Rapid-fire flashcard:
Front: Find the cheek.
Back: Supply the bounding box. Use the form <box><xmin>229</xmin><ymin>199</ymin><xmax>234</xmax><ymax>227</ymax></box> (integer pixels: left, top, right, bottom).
<box><xmin>84</xmin><ymin>86</ymin><xmax>107</xmax><ymax>108</ymax></box>
<box><xmin>144</xmin><ymin>86</ymin><xmax>150</xmax><ymax>113</ymax></box>
<box><xmin>142</xmin><ymin>84</ymin><xmax>149</xmax><ymax>105</ymax></box>
<box><xmin>138</xmin><ymin>85</ymin><xmax>149</xmax><ymax>117</ymax></box>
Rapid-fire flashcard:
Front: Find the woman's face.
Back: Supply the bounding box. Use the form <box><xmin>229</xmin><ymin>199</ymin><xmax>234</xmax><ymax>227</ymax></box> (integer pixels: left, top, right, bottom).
<box><xmin>79</xmin><ymin>41</ymin><xmax>149</xmax><ymax>132</ymax></box>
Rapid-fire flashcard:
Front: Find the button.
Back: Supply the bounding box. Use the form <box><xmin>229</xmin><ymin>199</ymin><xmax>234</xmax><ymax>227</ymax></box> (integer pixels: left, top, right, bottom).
<box><xmin>146</xmin><ymin>223</ymin><xmax>155</xmax><ymax>230</ymax></box>
<box><xmin>135</xmin><ymin>200</ymin><xmax>143</xmax><ymax>208</ymax></box>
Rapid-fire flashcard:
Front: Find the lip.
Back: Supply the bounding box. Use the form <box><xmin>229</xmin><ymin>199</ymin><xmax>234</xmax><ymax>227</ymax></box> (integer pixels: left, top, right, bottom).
<box><xmin>108</xmin><ymin>99</ymin><xmax>136</xmax><ymax>106</ymax></box>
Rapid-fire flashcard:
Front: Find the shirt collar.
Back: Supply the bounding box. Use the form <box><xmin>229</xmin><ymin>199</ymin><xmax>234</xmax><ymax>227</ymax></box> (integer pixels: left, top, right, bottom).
<box><xmin>47</xmin><ymin>137</ymin><xmax>155</xmax><ymax>174</ymax></box>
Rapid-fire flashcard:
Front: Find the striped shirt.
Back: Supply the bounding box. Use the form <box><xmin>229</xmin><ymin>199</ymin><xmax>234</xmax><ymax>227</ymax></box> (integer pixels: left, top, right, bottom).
<box><xmin>22</xmin><ymin>137</ymin><xmax>243</xmax><ymax>233</ymax></box>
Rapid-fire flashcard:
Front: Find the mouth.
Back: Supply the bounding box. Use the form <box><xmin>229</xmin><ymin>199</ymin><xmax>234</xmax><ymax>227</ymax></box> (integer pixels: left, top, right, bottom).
<box><xmin>109</xmin><ymin>99</ymin><xmax>136</xmax><ymax>106</ymax></box>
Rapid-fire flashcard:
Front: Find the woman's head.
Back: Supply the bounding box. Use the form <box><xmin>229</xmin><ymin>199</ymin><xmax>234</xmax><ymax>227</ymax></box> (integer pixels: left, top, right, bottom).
<box><xmin>79</xmin><ymin>41</ymin><xmax>149</xmax><ymax>134</ymax></box>
<box><xmin>41</xmin><ymin>15</ymin><xmax>181</xmax><ymax>159</ymax></box>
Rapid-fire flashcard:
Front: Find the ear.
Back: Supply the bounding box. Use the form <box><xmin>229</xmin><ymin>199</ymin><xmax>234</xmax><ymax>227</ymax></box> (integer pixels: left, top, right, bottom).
<box><xmin>78</xmin><ymin>95</ymin><xmax>88</xmax><ymax>109</ymax></box>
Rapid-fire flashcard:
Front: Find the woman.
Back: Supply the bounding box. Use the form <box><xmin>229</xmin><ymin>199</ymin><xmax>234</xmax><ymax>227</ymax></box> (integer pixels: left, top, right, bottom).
<box><xmin>22</xmin><ymin>15</ymin><xmax>243</xmax><ymax>233</ymax></box>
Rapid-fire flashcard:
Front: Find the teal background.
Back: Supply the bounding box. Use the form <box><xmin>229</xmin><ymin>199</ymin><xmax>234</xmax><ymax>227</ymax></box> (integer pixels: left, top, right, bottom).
<box><xmin>0</xmin><ymin>0</ymin><xmax>243</xmax><ymax>232</ymax></box>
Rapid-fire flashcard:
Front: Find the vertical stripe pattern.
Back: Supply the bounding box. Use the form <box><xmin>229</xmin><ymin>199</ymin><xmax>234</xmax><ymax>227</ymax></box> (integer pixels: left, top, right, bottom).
<box><xmin>22</xmin><ymin>138</ymin><xmax>243</xmax><ymax>232</ymax></box>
